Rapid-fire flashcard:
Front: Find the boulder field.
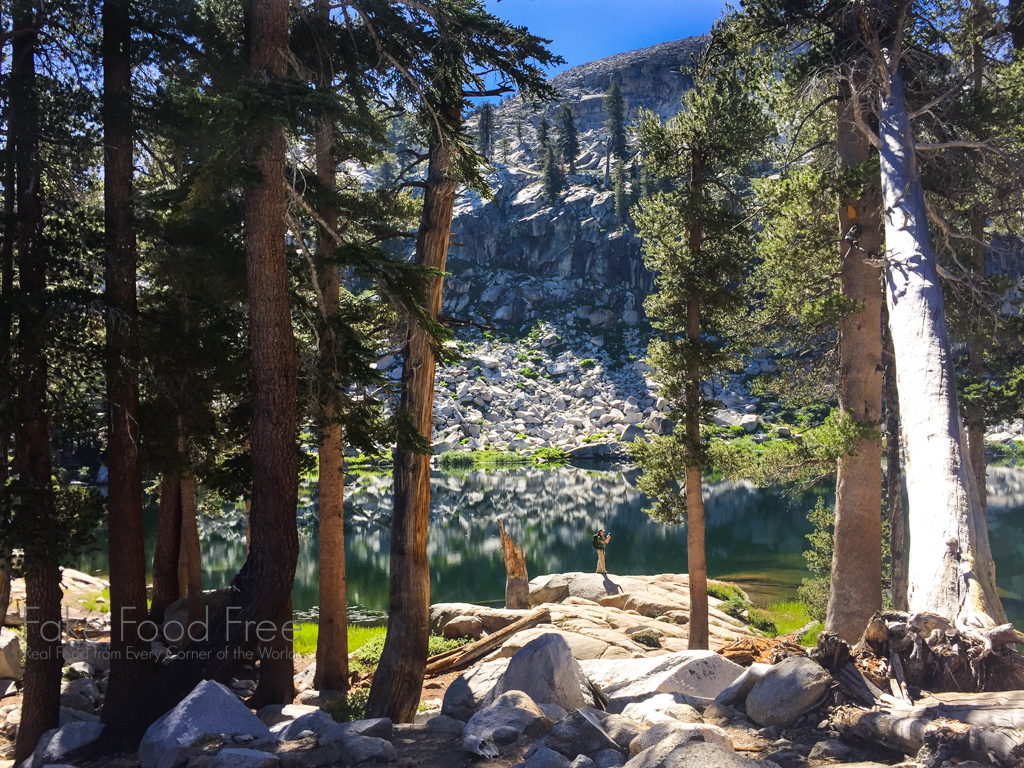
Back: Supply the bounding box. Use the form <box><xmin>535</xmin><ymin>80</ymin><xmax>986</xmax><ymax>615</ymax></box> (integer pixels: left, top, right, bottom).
<box><xmin>8</xmin><ymin>573</ymin><xmax>907</xmax><ymax>768</ymax></box>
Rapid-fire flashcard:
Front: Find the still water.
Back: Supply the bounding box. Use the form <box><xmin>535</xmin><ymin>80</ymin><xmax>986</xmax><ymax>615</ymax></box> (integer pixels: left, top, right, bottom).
<box><xmin>74</xmin><ymin>463</ymin><xmax>1024</xmax><ymax>626</ymax></box>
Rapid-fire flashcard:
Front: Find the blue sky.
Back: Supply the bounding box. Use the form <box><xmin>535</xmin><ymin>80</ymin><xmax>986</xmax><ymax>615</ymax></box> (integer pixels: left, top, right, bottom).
<box><xmin>483</xmin><ymin>0</ymin><xmax>731</xmax><ymax>75</ymax></box>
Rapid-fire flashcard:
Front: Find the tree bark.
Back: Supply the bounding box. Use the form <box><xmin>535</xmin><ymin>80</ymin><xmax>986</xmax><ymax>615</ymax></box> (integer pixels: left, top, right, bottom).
<box><xmin>238</xmin><ymin>0</ymin><xmax>298</xmax><ymax>708</ymax></box>
<box><xmin>88</xmin><ymin>0</ymin><xmax>301</xmax><ymax>751</ymax></box>
<box><xmin>966</xmin><ymin>212</ymin><xmax>988</xmax><ymax>521</ymax></box>
<box><xmin>367</xmin><ymin>136</ymin><xmax>456</xmax><ymax>723</ymax></box>
<box><xmin>498</xmin><ymin>519</ymin><xmax>529</xmax><ymax>609</ymax></box>
<box><xmin>965</xmin><ymin>13</ymin><xmax>988</xmax><ymax>518</ymax></box>
<box><xmin>312</xmin><ymin>3</ymin><xmax>348</xmax><ymax>689</ymax></box>
<box><xmin>685</xmin><ymin>297</ymin><xmax>708</xmax><ymax>651</ymax></box>
<box><xmin>17</xmin><ymin>566</ymin><xmax>62</xmax><ymax>763</ymax></box>
<box><xmin>879</xmin><ymin>64</ymin><xmax>1004</xmax><ymax>627</ymax></box>
<box><xmin>150</xmin><ymin>473</ymin><xmax>183</xmax><ymax>623</ymax></box>
<box><xmin>685</xmin><ymin>147</ymin><xmax>708</xmax><ymax>652</ymax></box>
<box><xmin>250</xmin><ymin>595</ymin><xmax>295</xmax><ymax>708</ymax></box>
<box><xmin>883</xmin><ymin>307</ymin><xmax>908</xmax><ymax>611</ymax></box>
<box><xmin>12</xmin><ymin>0</ymin><xmax>62</xmax><ymax>758</ymax></box>
<box><xmin>102</xmin><ymin>0</ymin><xmax>151</xmax><ymax>720</ymax></box>
<box><xmin>0</xmin><ymin>83</ymin><xmax>16</xmax><ymax>630</ymax></box>
<box><xmin>827</xmin><ymin>79</ymin><xmax>884</xmax><ymax>643</ymax></box>
<box><xmin>178</xmin><ymin>470</ymin><xmax>203</xmax><ymax>626</ymax></box>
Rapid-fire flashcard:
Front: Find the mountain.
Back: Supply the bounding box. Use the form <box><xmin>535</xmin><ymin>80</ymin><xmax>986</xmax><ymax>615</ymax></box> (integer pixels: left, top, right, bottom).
<box><xmin>442</xmin><ymin>36</ymin><xmax>706</xmax><ymax>329</ymax></box>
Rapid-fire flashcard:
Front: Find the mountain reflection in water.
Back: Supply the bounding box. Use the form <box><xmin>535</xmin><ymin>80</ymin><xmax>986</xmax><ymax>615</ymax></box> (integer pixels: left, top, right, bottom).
<box><xmin>73</xmin><ymin>463</ymin><xmax>1024</xmax><ymax>627</ymax></box>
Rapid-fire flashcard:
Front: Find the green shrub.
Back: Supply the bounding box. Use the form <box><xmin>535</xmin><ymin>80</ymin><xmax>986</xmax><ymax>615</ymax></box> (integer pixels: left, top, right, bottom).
<box><xmin>720</xmin><ymin>596</ymin><xmax>748</xmax><ymax>621</ymax></box>
<box><xmin>747</xmin><ymin>608</ymin><xmax>777</xmax><ymax>635</ymax></box>
<box><xmin>707</xmin><ymin>582</ymin><xmax>745</xmax><ymax>603</ymax></box>
<box><xmin>437</xmin><ymin>451</ymin><xmax>475</xmax><ymax>469</ymax></box>
<box><xmin>534</xmin><ymin>446</ymin><xmax>567</xmax><ymax>463</ymax></box>
<box><xmin>428</xmin><ymin>634</ymin><xmax>471</xmax><ymax>656</ymax></box>
<box><xmin>529</xmin><ymin>355</ymin><xmax>543</xmax><ymax>365</ymax></box>
<box><xmin>354</xmin><ymin>632</ymin><xmax>469</xmax><ymax>671</ymax></box>
<box><xmin>520</xmin><ymin>367</ymin><xmax>539</xmax><ymax>379</ymax></box>
<box><xmin>516</xmin><ymin>353</ymin><xmax>529</xmax><ymax>362</ymax></box>
<box><xmin>580</xmin><ymin>358</ymin><xmax>596</xmax><ymax>369</ymax></box>
<box><xmin>630</xmin><ymin>629</ymin><xmax>661</xmax><ymax>649</ymax></box>
<box><xmin>322</xmin><ymin>688</ymin><xmax>370</xmax><ymax>722</ymax></box>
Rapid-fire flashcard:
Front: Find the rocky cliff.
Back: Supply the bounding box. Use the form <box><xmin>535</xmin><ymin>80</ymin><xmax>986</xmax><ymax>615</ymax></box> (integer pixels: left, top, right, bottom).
<box><xmin>443</xmin><ymin>37</ymin><xmax>706</xmax><ymax>328</ymax></box>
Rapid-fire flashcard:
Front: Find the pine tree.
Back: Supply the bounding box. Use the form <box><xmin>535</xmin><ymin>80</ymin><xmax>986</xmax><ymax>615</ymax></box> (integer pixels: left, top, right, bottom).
<box><xmin>366</xmin><ymin>0</ymin><xmax>559</xmax><ymax>724</ymax></box>
<box><xmin>537</xmin><ymin>115</ymin><xmax>551</xmax><ymax>152</ymax></box>
<box><xmin>628</xmin><ymin>38</ymin><xmax>773</xmax><ymax>650</ymax></box>
<box><xmin>613</xmin><ymin>160</ymin><xmax>628</xmax><ymax>227</ymax></box>
<box><xmin>542</xmin><ymin>145</ymin><xmax>564</xmax><ymax>203</ymax></box>
<box><xmin>604</xmin><ymin>80</ymin><xmax>627</xmax><ymax>160</ymax></box>
<box><xmin>555</xmin><ymin>103</ymin><xmax>579</xmax><ymax>173</ymax></box>
<box><xmin>102</xmin><ymin>0</ymin><xmax>151</xmax><ymax>718</ymax></box>
<box><xmin>478</xmin><ymin>102</ymin><xmax>494</xmax><ymax>161</ymax></box>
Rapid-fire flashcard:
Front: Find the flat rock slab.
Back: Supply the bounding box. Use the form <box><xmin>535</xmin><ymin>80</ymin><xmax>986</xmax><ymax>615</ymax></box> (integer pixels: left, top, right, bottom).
<box><xmin>623</xmin><ymin>741</ymin><xmax>780</xmax><ymax>768</ymax></box>
<box><xmin>580</xmin><ymin>651</ymin><xmax>744</xmax><ymax>707</ymax></box>
<box><xmin>499</xmin><ymin>628</ymin><xmax>610</xmax><ymax>660</ymax></box>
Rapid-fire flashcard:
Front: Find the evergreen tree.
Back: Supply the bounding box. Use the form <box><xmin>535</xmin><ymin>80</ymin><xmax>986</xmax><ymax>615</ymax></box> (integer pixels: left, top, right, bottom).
<box><xmin>537</xmin><ymin>115</ymin><xmax>551</xmax><ymax>152</ymax></box>
<box><xmin>478</xmin><ymin>101</ymin><xmax>494</xmax><ymax>160</ymax></box>
<box><xmin>102</xmin><ymin>0</ymin><xmax>150</xmax><ymax>718</ymax></box>
<box><xmin>604</xmin><ymin>80</ymin><xmax>627</xmax><ymax>160</ymax></box>
<box><xmin>628</xmin><ymin>38</ymin><xmax>773</xmax><ymax>650</ymax></box>
<box><xmin>555</xmin><ymin>103</ymin><xmax>579</xmax><ymax>173</ymax></box>
<box><xmin>613</xmin><ymin>160</ymin><xmax>628</xmax><ymax>227</ymax></box>
<box><xmin>542</xmin><ymin>145</ymin><xmax>564</xmax><ymax>203</ymax></box>
<box><xmin>366</xmin><ymin>0</ymin><xmax>559</xmax><ymax>724</ymax></box>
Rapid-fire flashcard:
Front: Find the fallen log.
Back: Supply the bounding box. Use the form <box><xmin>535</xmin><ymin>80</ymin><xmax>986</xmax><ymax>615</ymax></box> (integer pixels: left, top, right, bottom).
<box><xmin>424</xmin><ymin>607</ymin><xmax>550</xmax><ymax>677</ymax></box>
<box><xmin>833</xmin><ymin>700</ymin><xmax>1024</xmax><ymax>767</ymax></box>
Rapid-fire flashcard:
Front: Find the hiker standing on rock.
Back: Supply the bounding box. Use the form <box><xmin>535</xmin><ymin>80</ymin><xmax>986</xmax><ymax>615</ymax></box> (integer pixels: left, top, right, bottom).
<box><xmin>593</xmin><ymin>529</ymin><xmax>610</xmax><ymax>573</ymax></box>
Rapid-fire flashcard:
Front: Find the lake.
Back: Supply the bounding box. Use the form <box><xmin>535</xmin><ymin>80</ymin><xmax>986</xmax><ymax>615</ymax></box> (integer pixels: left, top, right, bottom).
<box><xmin>73</xmin><ymin>463</ymin><xmax>1024</xmax><ymax>627</ymax></box>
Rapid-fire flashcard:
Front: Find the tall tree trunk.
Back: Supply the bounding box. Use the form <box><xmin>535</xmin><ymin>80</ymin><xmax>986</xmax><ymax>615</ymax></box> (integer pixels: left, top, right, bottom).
<box><xmin>178</xmin><ymin>470</ymin><xmax>203</xmax><ymax>626</ymax></box>
<box><xmin>239</xmin><ymin>0</ymin><xmax>297</xmax><ymax>707</ymax></box>
<box><xmin>250</xmin><ymin>596</ymin><xmax>294</xmax><ymax>708</ymax></box>
<box><xmin>150</xmin><ymin>473</ymin><xmax>183</xmax><ymax>623</ymax></box>
<box><xmin>88</xmin><ymin>0</ymin><xmax>300</xmax><ymax>750</ymax></box>
<box><xmin>879</xmin><ymin>64</ymin><xmax>1004</xmax><ymax>627</ymax></box>
<box><xmin>12</xmin><ymin>0</ymin><xmax>62</xmax><ymax>759</ymax></box>
<box><xmin>367</xmin><ymin>136</ymin><xmax>456</xmax><ymax>723</ymax></box>
<box><xmin>102</xmin><ymin>0</ymin><xmax>151</xmax><ymax>720</ymax></box>
<box><xmin>965</xmin><ymin>10</ymin><xmax>988</xmax><ymax>518</ymax></box>
<box><xmin>685</xmin><ymin>148</ymin><xmax>708</xmax><ymax>652</ymax></box>
<box><xmin>965</xmin><ymin>211</ymin><xmax>987</xmax><ymax>521</ymax></box>
<box><xmin>312</xmin><ymin>0</ymin><xmax>348</xmax><ymax>690</ymax></box>
<box><xmin>0</xmin><ymin>92</ymin><xmax>16</xmax><ymax>628</ymax></box>
<box><xmin>827</xmin><ymin>79</ymin><xmax>884</xmax><ymax>643</ymax></box>
<box><xmin>882</xmin><ymin>307</ymin><xmax>908</xmax><ymax>611</ymax></box>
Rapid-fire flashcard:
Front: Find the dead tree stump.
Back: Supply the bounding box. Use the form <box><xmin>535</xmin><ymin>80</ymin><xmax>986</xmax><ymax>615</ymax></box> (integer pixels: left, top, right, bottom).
<box><xmin>498</xmin><ymin>519</ymin><xmax>529</xmax><ymax>609</ymax></box>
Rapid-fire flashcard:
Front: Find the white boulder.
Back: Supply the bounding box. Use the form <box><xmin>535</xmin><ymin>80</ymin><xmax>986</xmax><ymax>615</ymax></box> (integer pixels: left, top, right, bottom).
<box><xmin>139</xmin><ymin>680</ymin><xmax>271</xmax><ymax>768</ymax></box>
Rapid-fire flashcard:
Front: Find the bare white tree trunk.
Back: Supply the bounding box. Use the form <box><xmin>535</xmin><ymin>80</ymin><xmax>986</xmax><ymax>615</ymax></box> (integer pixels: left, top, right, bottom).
<box><xmin>878</xmin><ymin>64</ymin><xmax>1004</xmax><ymax>628</ymax></box>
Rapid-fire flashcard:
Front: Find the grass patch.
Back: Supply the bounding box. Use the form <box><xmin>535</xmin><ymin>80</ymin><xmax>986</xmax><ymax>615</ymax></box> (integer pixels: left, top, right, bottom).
<box><xmin>291</xmin><ymin>623</ymin><xmax>387</xmax><ymax>658</ymax></box>
<box><xmin>707</xmin><ymin>582</ymin><xmax>746</xmax><ymax>603</ymax></box>
<box><xmin>78</xmin><ymin>588</ymin><xmax>111</xmax><ymax>612</ymax></box>
<box><xmin>352</xmin><ymin>632</ymin><xmax>469</xmax><ymax>672</ymax></box>
<box><xmin>708</xmin><ymin>584</ymin><xmax>817</xmax><ymax>643</ymax></box>
<box><xmin>764</xmin><ymin>601</ymin><xmax>812</xmax><ymax>636</ymax></box>
<box><xmin>437</xmin><ymin>448</ymin><xmax>567</xmax><ymax>471</ymax></box>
